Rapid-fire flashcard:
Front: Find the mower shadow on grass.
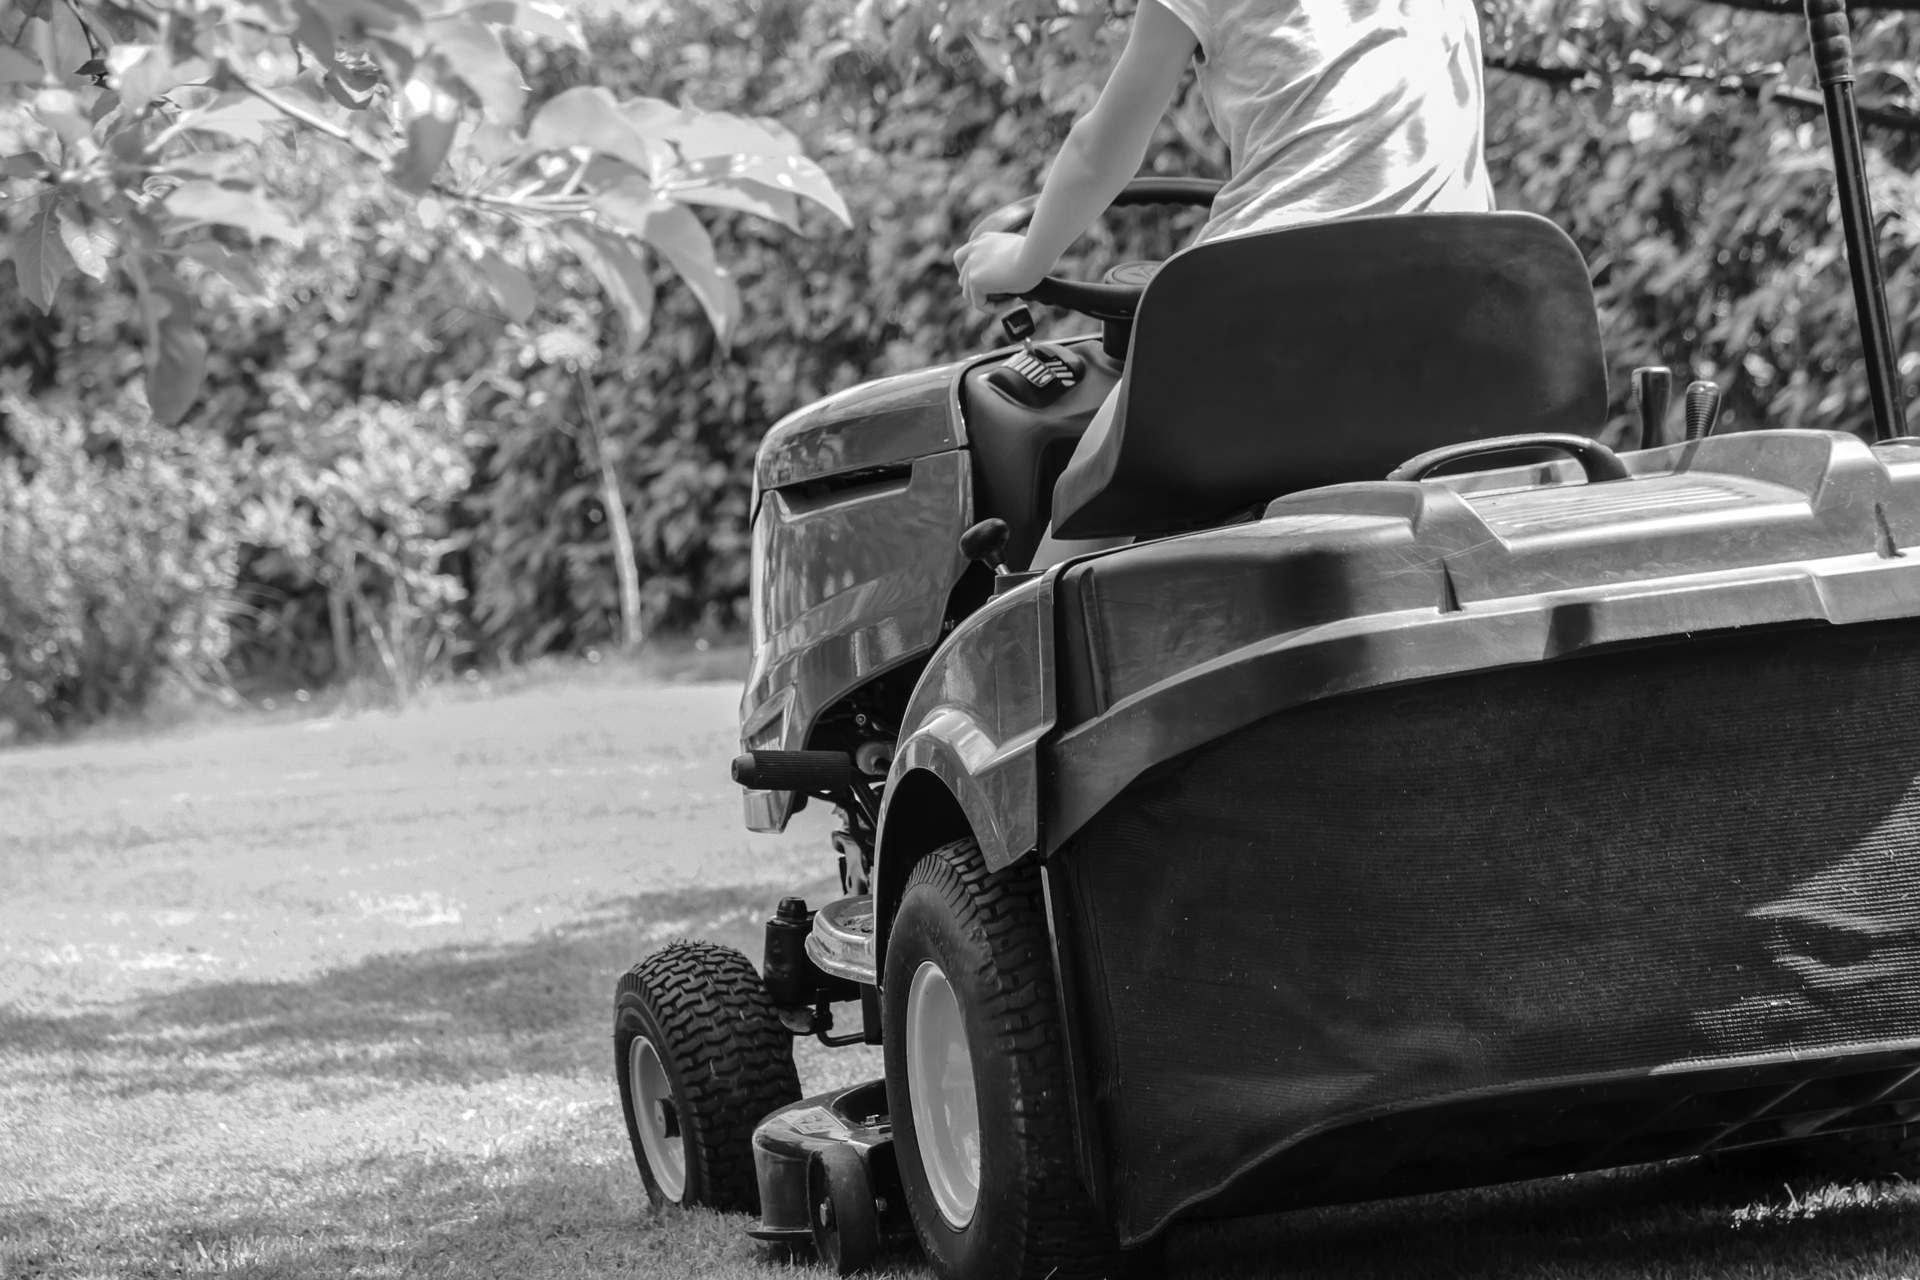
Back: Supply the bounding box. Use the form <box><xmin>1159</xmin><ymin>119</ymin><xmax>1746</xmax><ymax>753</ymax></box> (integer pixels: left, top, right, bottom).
<box><xmin>9</xmin><ymin>884</ymin><xmax>1920</xmax><ymax>1278</ymax></box>
<box><xmin>0</xmin><ymin>881</ymin><xmax>823</xmax><ymax>1099</ymax></box>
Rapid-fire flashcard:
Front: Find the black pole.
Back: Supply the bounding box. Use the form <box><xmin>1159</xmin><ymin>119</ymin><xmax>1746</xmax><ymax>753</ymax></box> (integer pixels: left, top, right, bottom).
<box><xmin>1806</xmin><ymin>0</ymin><xmax>1905</xmax><ymax>441</ymax></box>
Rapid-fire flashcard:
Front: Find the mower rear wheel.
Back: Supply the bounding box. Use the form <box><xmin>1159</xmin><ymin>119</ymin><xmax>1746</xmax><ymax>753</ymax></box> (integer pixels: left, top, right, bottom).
<box><xmin>614</xmin><ymin>941</ymin><xmax>801</xmax><ymax>1211</ymax></box>
<box><xmin>884</xmin><ymin>838</ymin><xmax>1126</xmax><ymax>1280</ymax></box>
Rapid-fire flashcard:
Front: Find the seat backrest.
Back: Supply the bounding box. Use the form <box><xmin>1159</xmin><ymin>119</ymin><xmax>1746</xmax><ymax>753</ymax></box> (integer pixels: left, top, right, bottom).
<box><xmin>1051</xmin><ymin>212</ymin><xmax>1609</xmax><ymax>539</ymax></box>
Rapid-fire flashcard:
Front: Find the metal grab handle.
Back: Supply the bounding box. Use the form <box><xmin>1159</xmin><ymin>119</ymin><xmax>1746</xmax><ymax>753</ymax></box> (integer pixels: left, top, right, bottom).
<box><xmin>1803</xmin><ymin>0</ymin><xmax>1905</xmax><ymax>441</ymax></box>
<box><xmin>1388</xmin><ymin>433</ymin><xmax>1631</xmax><ymax>484</ymax></box>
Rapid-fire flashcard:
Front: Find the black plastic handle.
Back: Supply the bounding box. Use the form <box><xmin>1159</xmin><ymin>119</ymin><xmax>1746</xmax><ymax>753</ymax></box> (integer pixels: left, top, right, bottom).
<box><xmin>732</xmin><ymin>750</ymin><xmax>855</xmax><ymax>792</ymax></box>
<box><xmin>1388</xmin><ymin>433</ymin><xmax>1631</xmax><ymax>484</ymax></box>
<box><xmin>1806</xmin><ymin>0</ymin><xmax>1854</xmax><ymax>85</ymax></box>
<box><xmin>1633</xmin><ymin>366</ymin><xmax>1673</xmax><ymax>450</ymax></box>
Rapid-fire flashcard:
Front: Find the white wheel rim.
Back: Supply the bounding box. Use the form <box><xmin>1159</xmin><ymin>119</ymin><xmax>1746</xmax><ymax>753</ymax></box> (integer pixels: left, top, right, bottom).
<box><xmin>629</xmin><ymin>1036</ymin><xmax>686</xmax><ymax>1201</ymax></box>
<box><xmin>906</xmin><ymin>960</ymin><xmax>981</xmax><ymax>1228</ymax></box>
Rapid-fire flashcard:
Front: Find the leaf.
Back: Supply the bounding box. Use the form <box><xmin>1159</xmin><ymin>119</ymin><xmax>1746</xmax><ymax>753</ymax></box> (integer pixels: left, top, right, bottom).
<box><xmin>164</xmin><ymin>181</ymin><xmax>307</xmax><ymax>247</ymax></box>
<box><xmin>1</xmin><ymin>152</ymin><xmax>49</xmax><ymax>179</ymax></box>
<box><xmin>169</xmin><ymin>92</ymin><xmax>283</xmax><ymax>144</ymax></box>
<box><xmin>559</xmin><ymin>223</ymin><xmax>653</xmax><ymax>353</ymax></box>
<box><xmin>648</xmin><ymin>109</ymin><xmax>805</xmax><ymax>162</ymax></box>
<box><xmin>667</xmin><ymin>153</ymin><xmax>851</xmax><ymax>227</ymax></box>
<box><xmin>424</xmin><ymin>19</ymin><xmax>525</xmax><ymax>121</ymax></box>
<box><xmin>45</xmin><ymin>2</ymin><xmax>90</xmax><ymax>85</ymax></box>
<box><xmin>296</xmin><ymin>0</ymin><xmax>422</xmax><ymax>36</ymax></box>
<box><xmin>321</xmin><ymin>71</ymin><xmax>373</xmax><ymax>110</ymax></box>
<box><xmin>588</xmin><ymin>180</ymin><xmax>739</xmax><ymax>343</ymax></box>
<box><xmin>459</xmin><ymin>0</ymin><xmax>585</xmax><ymax>48</ymax></box>
<box><xmin>475</xmin><ymin>249</ymin><xmax>536</xmax><ymax>322</ymax></box>
<box><xmin>33</xmin><ymin>88</ymin><xmax>93</xmax><ymax>148</ymax></box>
<box><xmin>13</xmin><ymin>202</ymin><xmax>71</xmax><ymax>313</ymax></box>
<box><xmin>467</xmin><ymin>120</ymin><xmax>521</xmax><ymax>165</ymax></box>
<box><xmin>56</xmin><ymin>207</ymin><xmax>115</xmax><ymax>282</ymax></box>
<box><xmin>526</xmin><ymin>86</ymin><xmax>664</xmax><ymax>177</ymax></box>
<box><xmin>293</xmin><ymin>3</ymin><xmax>347</xmax><ymax>77</ymax></box>
<box><xmin>667</xmin><ymin>181</ymin><xmax>800</xmax><ymax>231</ymax></box>
<box><xmin>114</xmin><ymin>45</ymin><xmax>210</xmax><ymax>115</ymax></box>
<box><xmin>164</xmin><ymin>152</ymin><xmax>247</xmax><ymax>180</ymax></box>
<box><xmin>635</xmin><ymin>200</ymin><xmax>741</xmax><ymax>347</ymax></box>
<box><xmin>181</xmin><ymin>241</ymin><xmax>266</xmax><ymax>296</ymax></box>
<box><xmin>0</xmin><ymin>46</ymin><xmax>44</xmax><ymax>85</ymax></box>
<box><xmin>391</xmin><ymin>110</ymin><xmax>458</xmax><ymax>193</ymax></box>
<box><xmin>145</xmin><ymin>284</ymin><xmax>209</xmax><ymax>426</ymax></box>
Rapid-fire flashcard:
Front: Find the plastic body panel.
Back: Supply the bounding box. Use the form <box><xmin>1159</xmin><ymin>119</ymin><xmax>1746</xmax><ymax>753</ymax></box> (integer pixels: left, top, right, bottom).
<box><xmin>750</xmin><ymin>1081</ymin><xmax>910</xmax><ymax>1245</ymax></box>
<box><xmin>879</xmin><ymin>575</ymin><xmax>1057</xmax><ymax>877</ymax></box>
<box><xmin>1045</xmin><ymin>430</ymin><xmax>1920</xmax><ymax>852</ymax></box>
<box><xmin>741</xmin><ymin>450</ymin><xmax>971</xmax><ymax>831</ymax></box>
<box><xmin>961</xmin><ymin>340</ymin><xmax>1120</xmax><ymax>570</ymax></box>
<box><xmin>739</xmin><ymin>338</ymin><xmax>1111</xmax><ymax>830</ymax></box>
<box><xmin>754</xmin><ymin>361</ymin><xmax>966</xmax><ymax>493</ymax></box>
<box><xmin>1058</xmin><ymin>617</ymin><xmax>1920</xmax><ymax>1240</ymax></box>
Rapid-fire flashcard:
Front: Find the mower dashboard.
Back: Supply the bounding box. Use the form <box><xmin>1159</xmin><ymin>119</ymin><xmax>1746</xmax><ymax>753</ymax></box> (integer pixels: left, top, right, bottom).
<box><xmin>961</xmin><ymin>335</ymin><xmax>1122</xmax><ymax>572</ymax></box>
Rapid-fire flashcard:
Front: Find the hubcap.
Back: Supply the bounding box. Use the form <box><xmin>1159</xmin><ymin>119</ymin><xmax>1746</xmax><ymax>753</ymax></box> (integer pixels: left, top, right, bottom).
<box><xmin>629</xmin><ymin>1036</ymin><xmax>686</xmax><ymax>1201</ymax></box>
<box><xmin>906</xmin><ymin>960</ymin><xmax>981</xmax><ymax>1228</ymax></box>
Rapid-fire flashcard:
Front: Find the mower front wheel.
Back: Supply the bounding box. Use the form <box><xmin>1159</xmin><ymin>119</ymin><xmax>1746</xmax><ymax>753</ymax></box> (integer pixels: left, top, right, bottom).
<box><xmin>614</xmin><ymin>941</ymin><xmax>801</xmax><ymax>1211</ymax></box>
<box><xmin>884</xmin><ymin>838</ymin><xmax>1126</xmax><ymax>1280</ymax></box>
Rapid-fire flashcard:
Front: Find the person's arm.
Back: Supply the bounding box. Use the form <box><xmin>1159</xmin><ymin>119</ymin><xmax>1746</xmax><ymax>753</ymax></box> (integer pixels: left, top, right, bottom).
<box><xmin>955</xmin><ymin>0</ymin><xmax>1198</xmax><ymax>309</ymax></box>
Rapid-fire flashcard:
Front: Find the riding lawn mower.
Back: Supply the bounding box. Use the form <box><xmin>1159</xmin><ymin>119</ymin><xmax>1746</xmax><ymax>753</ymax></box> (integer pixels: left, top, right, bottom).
<box><xmin>614</xmin><ymin>3</ymin><xmax>1920</xmax><ymax>1276</ymax></box>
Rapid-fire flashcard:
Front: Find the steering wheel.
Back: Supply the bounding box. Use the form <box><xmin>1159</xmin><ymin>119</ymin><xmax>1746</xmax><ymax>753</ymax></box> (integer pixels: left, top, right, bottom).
<box><xmin>970</xmin><ymin>176</ymin><xmax>1222</xmax><ymax>321</ymax></box>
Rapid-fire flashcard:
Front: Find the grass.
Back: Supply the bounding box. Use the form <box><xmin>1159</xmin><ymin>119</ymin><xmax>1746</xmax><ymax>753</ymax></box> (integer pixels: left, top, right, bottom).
<box><xmin>6</xmin><ymin>659</ymin><xmax>1920</xmax><ymax>1277</ymax></box>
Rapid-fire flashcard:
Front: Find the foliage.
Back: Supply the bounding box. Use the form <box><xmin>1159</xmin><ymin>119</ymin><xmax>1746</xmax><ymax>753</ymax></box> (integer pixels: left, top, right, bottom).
<box><xmin>0</xmin><ymin>374</ymin><xmax>238</xmax><ymax>729</ymax></box>
<box><xmin>1479</xmin><ymin>0</ymin><xmax>1920</xmax><ymax>438</ymax></box>
<box><xmin>12</xmin><ymin>0</ymin><xmax>1920</xmax><ymax>725</ymax></box>
<box><xmin>0</xmin><ymin>0</ymin><xmax>845</xmax><ymax>722</ymax></box>
<box><xmin>241</xmin><ymin>383</ymin><xmax>473</xmax><ymax>691</ymax></box>
<box><xmin>0</xmin><ymin>0</ymin><xmax>846</xmax><ymax>424</ymax></box>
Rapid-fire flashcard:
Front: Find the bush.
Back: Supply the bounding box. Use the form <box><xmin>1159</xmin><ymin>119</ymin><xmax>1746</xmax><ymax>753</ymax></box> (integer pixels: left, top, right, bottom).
<box><xmin>0</xmin><ymin>380</ymin><xmax>240</xmax><ymax>731</ymax></box>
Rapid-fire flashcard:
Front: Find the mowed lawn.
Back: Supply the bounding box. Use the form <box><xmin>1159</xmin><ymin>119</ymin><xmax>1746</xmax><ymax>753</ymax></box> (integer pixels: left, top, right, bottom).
<box><xmin>7</xmin><ymin>663</ymin><xmax>1920</xmax><ymax>1279</ymax></box>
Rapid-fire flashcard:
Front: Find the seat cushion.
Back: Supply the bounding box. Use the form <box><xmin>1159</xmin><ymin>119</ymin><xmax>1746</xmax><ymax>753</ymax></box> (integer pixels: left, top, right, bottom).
<box><xmin>1052</xmin><ymin>212</ymin><xmax>1609</xmax><ymax>539</ymax></box>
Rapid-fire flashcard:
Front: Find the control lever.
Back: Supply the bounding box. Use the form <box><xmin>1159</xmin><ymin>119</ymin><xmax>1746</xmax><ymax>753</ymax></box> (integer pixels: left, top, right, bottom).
<box><xmin>999</xmin><ymin>305</ymin><xmax>1037</xmax><ymax>345</ymax></box>
<box><xmin>960</xmin><ymin>518</ymin><xmax>1011</xmax><ymax>576</ymax></box>
<box><xmin>988</xmin><ymin>304</ymin><xmax>1082</xmax><ymax>408</ymax></box>
<box><xmin>1633</xmin><ymin>366</ymin><xmax>1673</xmax><ymax>450</ymax></box>
<box><xmin>1685</xmin><ymin>380</ymin><xmax>1724</xmax><ymax>440</ymax></box>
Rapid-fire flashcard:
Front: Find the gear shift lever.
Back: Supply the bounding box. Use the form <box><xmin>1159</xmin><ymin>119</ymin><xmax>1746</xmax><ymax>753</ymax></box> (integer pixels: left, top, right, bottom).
<box><xmin>1633</xmin><ymin>366</ymin><xmax>1673</xmax><ymax>450</ymax></box>
<box><xmin>1685</xmin><ymin>380</ymin><xmax>1723</xmax><ymax>440</ymax></box>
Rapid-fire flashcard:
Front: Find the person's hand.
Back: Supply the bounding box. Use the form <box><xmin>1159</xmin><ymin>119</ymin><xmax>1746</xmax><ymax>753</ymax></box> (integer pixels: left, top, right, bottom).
<box><xmin>954</xmin><ymin>232</ymin><xmax>1047</xmax><ymax>311</ymax></box>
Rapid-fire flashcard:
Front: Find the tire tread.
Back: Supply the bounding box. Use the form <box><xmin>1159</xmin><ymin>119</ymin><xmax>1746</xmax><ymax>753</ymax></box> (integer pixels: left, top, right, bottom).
<box><xmin>615</xmin><ymin>940</ymin><xmax>800</xmax><ymax>1212</ymax></box>
<box><xmin>896</xmin><ymin>839</ymin><xmax>1125</xmax><ymax>1279</ymax></box>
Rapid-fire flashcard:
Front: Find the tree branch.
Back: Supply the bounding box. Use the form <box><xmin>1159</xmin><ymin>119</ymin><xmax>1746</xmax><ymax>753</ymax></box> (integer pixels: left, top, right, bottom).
<box><xmin>1487</xmin><ymin>55</ymin><xmax>1920</xmax><ymax>135</ymax></box>
<box><xmin>226</xmin><ymin>68</ymin><xmax>586</xmax><ymax>219</ymax></box>
<box><xmin>1712</xmin><ymin>0</ymin><xmax>1920</xmax><ymax>12</ymax></box>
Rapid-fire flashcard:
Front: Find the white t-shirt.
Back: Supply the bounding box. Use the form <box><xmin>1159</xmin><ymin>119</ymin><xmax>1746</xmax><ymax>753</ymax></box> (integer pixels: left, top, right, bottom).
<box><xmin>1153</xmin><ymin>0</ymin><xmax>1494</xmax><ymax>242</ymax></box>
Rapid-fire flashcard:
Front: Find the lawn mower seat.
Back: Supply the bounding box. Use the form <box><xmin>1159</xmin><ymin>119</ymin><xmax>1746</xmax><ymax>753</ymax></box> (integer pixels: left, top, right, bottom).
<box><xmin>1050</xmin><ymin>212</ymin><xmax>1610</xmax><ymax>539</ymax></box>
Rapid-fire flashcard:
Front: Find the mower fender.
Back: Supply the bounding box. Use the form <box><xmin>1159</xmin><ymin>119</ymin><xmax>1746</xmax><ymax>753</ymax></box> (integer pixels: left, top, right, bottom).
<box><xmin>871</xmin><ymin>576</ymin><xmax>1057</xmax><ymax>966</ymax></box>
